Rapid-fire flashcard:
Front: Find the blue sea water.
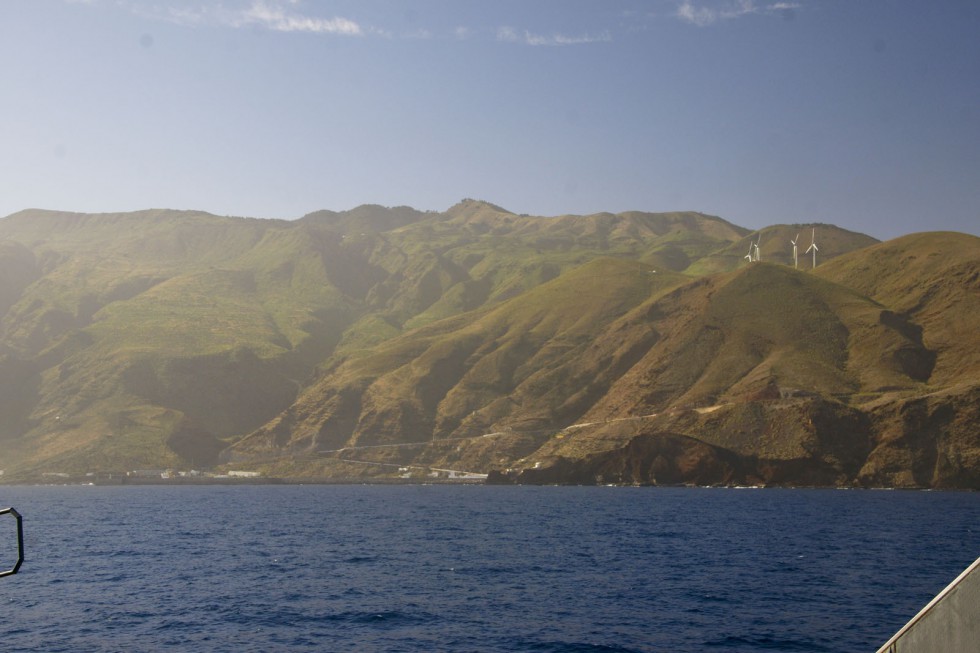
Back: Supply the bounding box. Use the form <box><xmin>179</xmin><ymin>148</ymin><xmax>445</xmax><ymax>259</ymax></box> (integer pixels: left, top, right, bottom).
<box><xmin>0</xmin><ymin>485</ymin><xmax>977</xmax><ymax>652</ymax></box>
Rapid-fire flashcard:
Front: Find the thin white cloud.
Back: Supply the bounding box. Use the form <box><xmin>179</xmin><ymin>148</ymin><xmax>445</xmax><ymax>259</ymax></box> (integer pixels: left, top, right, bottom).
<box><xmin>497</xmin><ymin>26</ymin><xmax>519</xmax><ymax>42</ymax></box>
<box><xmin>65</xmin><ymin>1</ymin><xmax>618</xmax><ymax>44</ymax></box>
<box><xmin>74</xmin><ymin>0</ymin><xmax>365</xmax><ymax>36</ymax></box>
<box><xmin>676</xmin><ymin>1</ymin><xmax>722</xmax><ymax>27</ymax></box>
<box><xmin>525</xmin><ymin>30</ymin><xmax>611</xmax><ymax>46</ymax></box>
<box><xmin>234</xmin><ymin>1</ymin><xmax>362</xmax><ymax>35</ymax></box>
<box><xmin>164</xmin><ymin>6</ymin><xmax>210</xmax><ymax>27</ymax></box>
<box><xmin>403</xmin><ymin>28</ymin><xmax>433</xmax><ymax>40</ymax></box>
<box><xmin>103</xmin><ymin>1</ymin><xmax>213</xmax><ymax>28</ymax></box>
<box><xmin>674</xmin><ymin>1</ymin><xmax>801</xmax><ymax>27</ymax></box>
<box><xmin>497</xmin><ymin>25</ymin><xmax>611</xmax><ymax>46</ymax></box>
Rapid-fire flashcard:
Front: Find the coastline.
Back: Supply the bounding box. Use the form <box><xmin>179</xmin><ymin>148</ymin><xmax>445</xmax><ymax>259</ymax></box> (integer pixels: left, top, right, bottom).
<box><xmin>1</xmin><ymin>477</ymin><xmax>972</xmax><ymax>490</ymax></box>
<box><xmin>88</xmin><ymin>476</ymin><xmax>486</xmax><ymax>486</ymax></box>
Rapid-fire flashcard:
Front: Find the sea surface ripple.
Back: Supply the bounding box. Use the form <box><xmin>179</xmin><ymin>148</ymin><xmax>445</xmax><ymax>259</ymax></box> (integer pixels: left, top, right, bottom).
<box><xmin>0</xmin><ymin>485</ymin><xmax>977</xmax><ymax>652</ymax></box>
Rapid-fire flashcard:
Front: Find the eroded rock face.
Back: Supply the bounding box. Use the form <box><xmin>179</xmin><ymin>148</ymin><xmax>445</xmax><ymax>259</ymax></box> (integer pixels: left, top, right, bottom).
<box><xmin>498</xmin><ymin>433</ymin><xmax>855</xmax><ymax>487</ymax></box>
<box><xmin>493</xmin><ymin>389</ymin><xmax>980</xmax><ymax>489</ymax></box>
<box><xmin>858</xmin><ymin>385</ymin><xmax>980</xmax><ymax>488</ymax></box>
<box><xmin>582</xmin><ymin>433</ymin><xmax>748</xmax><ymax>486</ymax></box>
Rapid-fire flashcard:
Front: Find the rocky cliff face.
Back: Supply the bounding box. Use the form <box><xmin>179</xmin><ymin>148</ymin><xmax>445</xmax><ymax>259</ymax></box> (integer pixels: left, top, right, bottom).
<box><xmin>490</xmin><ymin>388</ymin><xmax>980</xmax><ymax>488</ymax></box>
<box><xmin>858</xmin><ymin>385</ymin><xmax>980</xmax><ymax>488</ymax></box>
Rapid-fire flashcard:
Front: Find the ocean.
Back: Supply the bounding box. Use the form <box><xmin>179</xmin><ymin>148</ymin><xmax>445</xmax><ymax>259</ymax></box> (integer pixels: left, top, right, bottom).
<box><xmin>0</xmin><ymin>485</ymin><xmax>977</xmax><ymax>652</ymax></box>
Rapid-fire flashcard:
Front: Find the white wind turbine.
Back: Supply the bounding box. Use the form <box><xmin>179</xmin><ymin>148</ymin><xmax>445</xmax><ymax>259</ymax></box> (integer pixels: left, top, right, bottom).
<box><xmin>805</xmin><ymin>228</ymin><xmax>818</xmax><ymax>268</ymax></box>
<box><xmin>753</xmin><ymin>236</ymin><xmax>762</xmax><ymax>262</ymax></box>
<box><xmin>744</xmin><ymin>240</ymin><xmax>754</xmax><ymax>263</ymax></box>
<box><xmin>791</xmin><ymin>233</ymin><xmax>800</xmax><ymax>269</ymax></box>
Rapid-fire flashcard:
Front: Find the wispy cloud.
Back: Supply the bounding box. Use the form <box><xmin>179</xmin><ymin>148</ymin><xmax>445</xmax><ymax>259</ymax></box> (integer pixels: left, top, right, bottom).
<box><xmin>84</xmin><ymin>0</ymin><xmax>365</xmax><ymax>36</ymax></box>
<box><xmin>527</xmin><ymin>31</ymin><xmax>612</xmax><ymax>46</ymax></box>
<box><xmin>402</xmin><ymin>28</ymin><xmax>433</xmax><ymax>40</ymax></box>
<box><xmin>65</xmin><ymin>0</ymin><xmax>617</xmax><ymax>45</ymax></box>
<box><xmin>674</xmin><ymin>1</ymin><xmax>801</xmax><ymax>27</ymax></box>
<box><xmin>497</xmin><ymin>26</ymin><xmax>611</xmax><ymax>46</ymax></box>
<box><xmin>161</xmin><ymin>6</ymin><xmax>210</xmax><ymax>27</ymax></box>
<box><xmin>231</xmin><ymin>1</ymin><xmax>362</xmax><ymax>35</ymax></box>
<box><xmin>496</xmin><ymin>26</ymin><xmax>519</xmax><ymax>42</ymax></box>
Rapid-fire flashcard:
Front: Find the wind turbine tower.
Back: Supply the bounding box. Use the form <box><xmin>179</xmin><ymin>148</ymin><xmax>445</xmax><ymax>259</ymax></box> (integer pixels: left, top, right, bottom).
<box><xmin>744</xmin><ymin>241</ymin><xmax>754</xmax><ymax>264</ymax></box>
<box><xmin>753</xmin><ymin>236</ymin><xmax>761</xmax><ymax>262</ymax></box>
<box><xmin>805</xmin><ymin>228</ymin><xmax>819</xmax><ymax>269</ymax></box>
<box><xmin>791</xmin><ymin>233</ymin><xmax>799</xmax><ymax>269</ymax></box>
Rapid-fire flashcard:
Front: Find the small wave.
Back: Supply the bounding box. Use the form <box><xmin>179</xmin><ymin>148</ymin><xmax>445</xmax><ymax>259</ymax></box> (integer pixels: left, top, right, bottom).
<box><xmin>343</xmin><ymin>555</ymin><xmax>377</xmax><ymax>564</ymax></box>
<box><xmin>703</xmin><ymin>634</ymin><xmax>832</xmax><ymax>651</ymax></box>
<box><xmin>516</xmin><ymin>640</ymin><xmax>646</xmax><ymax>653</ymax></box>
<box><xmin>336</xmin><ymin>609</ymin><xmax>438</xmax><ymax>630</ymax></box>
<box><xmin>231</xmin><ymin>606</ymin><xmax>437</xmax><ymax>631</ymax></box>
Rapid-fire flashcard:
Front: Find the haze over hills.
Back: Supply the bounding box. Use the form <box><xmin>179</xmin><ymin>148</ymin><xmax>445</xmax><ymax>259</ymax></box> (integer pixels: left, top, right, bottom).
<box><xmin>1</xmin><ymin>201</ymin><xmax>977</xmax><ymax>487</ymax></box>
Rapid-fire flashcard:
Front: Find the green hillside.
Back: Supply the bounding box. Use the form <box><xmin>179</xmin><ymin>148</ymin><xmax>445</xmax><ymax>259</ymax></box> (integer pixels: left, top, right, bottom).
<box><xmin>1</xmin><ymin>203</ymin><xmax>976</xmax><ymax>488</ymax></box>
<box><xmin>686</xmin><ymin>224</ymin><xmax>878</xmax><ymax>275</ymax></box>
<box><xmin>815</xmin><ymin>232</ymin><xmax>980</xmax><ymax>386</ymax></box>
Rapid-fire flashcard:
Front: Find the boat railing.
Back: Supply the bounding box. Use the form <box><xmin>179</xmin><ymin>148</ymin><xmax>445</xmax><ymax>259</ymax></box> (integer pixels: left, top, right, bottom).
<box><xmin>875</xmin><ymin>554</ymin><xmax>980</xmax><ymax>653</ymax></box>
<box><xmin>0</xmin><ymin>507</ymin><xmax>24</xmax><ymax>578</ymax></box>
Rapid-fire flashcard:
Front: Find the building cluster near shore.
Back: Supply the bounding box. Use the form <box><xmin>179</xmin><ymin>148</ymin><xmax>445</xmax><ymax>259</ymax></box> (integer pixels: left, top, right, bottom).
<box><xmin>130</xmin><ymin>469</ymin><xmax>261</xmax><ymax>479</ymax></box>
<box><xmin>21</xmin><ymin>467</ymin><xmax>489</xmax><ymax>485</ymax></box>
<box><xmin>36</xmin><ymin>469</ymin><xmax>263</xmax><ymax>483</ymax></box>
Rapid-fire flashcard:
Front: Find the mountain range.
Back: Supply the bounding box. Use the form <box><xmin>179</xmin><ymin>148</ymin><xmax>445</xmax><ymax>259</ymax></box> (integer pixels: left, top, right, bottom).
<box><xmin>1</xmin><ymin>200</ymin><xmax>977</xmax><ymax>487</ymax></box>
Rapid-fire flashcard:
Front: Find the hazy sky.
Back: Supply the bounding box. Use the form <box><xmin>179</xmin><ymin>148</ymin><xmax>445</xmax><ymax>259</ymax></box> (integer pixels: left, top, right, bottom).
<box><xmin>1</xmin><ymin>1</ymin><xmax>978</xmax><ymax>240</ymax></box>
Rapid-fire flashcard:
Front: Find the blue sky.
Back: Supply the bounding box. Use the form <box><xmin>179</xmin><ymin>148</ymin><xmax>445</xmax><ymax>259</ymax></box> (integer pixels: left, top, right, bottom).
<box><xmin>1</xmin><ymin>1</ymin><xmax>977</xmax><ymax>240</ymax></box>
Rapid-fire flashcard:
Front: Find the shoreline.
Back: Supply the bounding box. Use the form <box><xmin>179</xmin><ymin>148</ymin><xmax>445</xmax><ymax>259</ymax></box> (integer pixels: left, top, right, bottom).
<box><xmin>5</xmin><ymin>476</ymin><xmax>487</xmax><ymax>487</ymax></box>
<box><xmin>0</xmin><ymin>477</ymin><xmax>973</xmax><ymax>490</ymax></box>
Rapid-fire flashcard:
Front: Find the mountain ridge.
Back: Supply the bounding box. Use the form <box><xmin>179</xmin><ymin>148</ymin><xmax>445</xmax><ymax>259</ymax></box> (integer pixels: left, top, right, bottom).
<box><xmin>1</xmin><ymin>203</ymin><xmax>976</xmax><ymax>487</ymax></box>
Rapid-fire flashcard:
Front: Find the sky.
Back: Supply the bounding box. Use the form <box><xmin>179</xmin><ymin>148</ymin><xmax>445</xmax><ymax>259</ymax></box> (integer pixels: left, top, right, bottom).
<box><xmin>1</xmin><ymin>1</ymin><xmax>978</xmax><ymax>240</ymax></box>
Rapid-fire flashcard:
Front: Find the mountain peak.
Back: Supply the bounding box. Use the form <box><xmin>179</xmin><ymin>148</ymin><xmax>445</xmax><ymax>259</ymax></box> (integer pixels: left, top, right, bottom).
<box><xmin>445</xmin><ymin>198</ymin><xmax>514</xmax><ymax>217</ymax></box>
<box><xmin>299</xmin><ymin>204</ymin><xmax>428</xmax><ymax>233</ymax></box>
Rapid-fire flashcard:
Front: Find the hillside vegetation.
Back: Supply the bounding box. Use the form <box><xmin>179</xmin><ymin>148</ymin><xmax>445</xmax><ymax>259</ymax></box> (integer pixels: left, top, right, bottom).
<box><xmin>1</xmin><ymin>202</ymin><xmax>977</xmax><ymax>487</ymax></box>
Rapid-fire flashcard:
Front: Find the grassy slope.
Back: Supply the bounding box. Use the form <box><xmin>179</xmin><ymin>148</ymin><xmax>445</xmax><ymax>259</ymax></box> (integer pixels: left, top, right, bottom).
<box><xmin>530</xmin><ymin>234</ymin><xmax>980</xmax><ymax>487</ymax></box>
<box><xmin>685</xmin><ymin>223</ymin><xmax>880</xmax><ymax>276</ymax></box>
<box><xmin>230</xmin><ymin>258</ymin><xmax>687</xmax><ymax>456</ymax></box>
<box><xmin>0</xmin><ymin>211</ymin><xmax>347</xmax><ymax>474</ymax></box>
<box><xmin>0</xmin><ymin>204</ymin><xmax>750</xmax><ymax>476</ymax></box>
<box><xmin>230</xmin><ymin>253</ymin><xmax>943</xmax><ymax>477</ymax></box>
<box><xmin>813</xmin><ymin>232</ymin><xmax>980</xmax><ymax>487</ymax></box>
<box><xmin>815</xmin><ymin>232</ymin><xmax>980</xmax><ymax>387</ymax></box>
<box><xmin>4</xmin><ymin>205</ymin><xmax>975</xmax><ymax>485</ymax></box>
<box><xmin>513</xmin><ymin>260</ymin><xmax>927</xmax><ymax>466</ymax></box>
